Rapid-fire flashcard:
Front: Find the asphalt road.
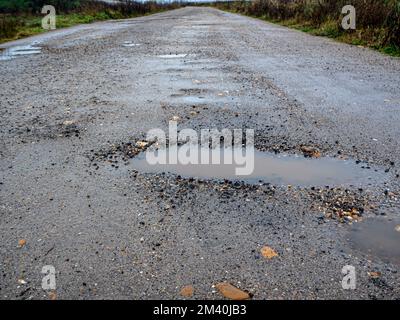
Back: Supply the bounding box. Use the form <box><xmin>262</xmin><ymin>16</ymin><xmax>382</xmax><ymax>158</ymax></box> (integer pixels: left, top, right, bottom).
<box><xmin>1</xmin><ymin>7</ymin><xmax>400</xmax><ymax>300</ymax></box>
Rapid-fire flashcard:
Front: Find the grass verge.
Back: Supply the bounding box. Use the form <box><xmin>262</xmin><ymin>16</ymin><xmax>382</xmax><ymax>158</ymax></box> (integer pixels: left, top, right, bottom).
<box><xmin>278</xmin><ymin>18</ymin><xmax>400</xmax><ymax>57</ymax></box>
<box><xmin>0</xmin><ymin>8</ymin><xmax>171</xmax><ymax>44</ymax></box>
<box><xmin>213</xmin><ymin>7</ymin><xmax>400</xmax><ymax>58</ymax></box>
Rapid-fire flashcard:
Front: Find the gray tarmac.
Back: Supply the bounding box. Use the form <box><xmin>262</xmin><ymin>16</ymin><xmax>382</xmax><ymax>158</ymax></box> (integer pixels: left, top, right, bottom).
<box><xmin>0</xmin><ymin>7</ymin><xmax>399</xmax><ymax>300</ymax></box>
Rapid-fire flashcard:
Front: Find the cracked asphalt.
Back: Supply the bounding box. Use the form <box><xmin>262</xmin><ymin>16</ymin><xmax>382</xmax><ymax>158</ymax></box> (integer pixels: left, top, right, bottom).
<box><xmin>0</xmin><ymin>7</ymin><xmax>400</xmax><ymax>300</ymax></box>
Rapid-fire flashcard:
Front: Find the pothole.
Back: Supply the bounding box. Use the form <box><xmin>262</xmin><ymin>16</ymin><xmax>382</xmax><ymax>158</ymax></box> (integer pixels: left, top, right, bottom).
<box><xmin>349</xmin><ymin>218</ymin><xmax>400</xmax><ymax>266</ymax></box>
<box><xmin>129</xmin><ymin>146</ymin><xmax>386</xmax><ymax>187</ymax></box>
<box><xmin>0</xmin><ymin>44</ymin><xmax>42</xmax><ymax>61</ymax></box>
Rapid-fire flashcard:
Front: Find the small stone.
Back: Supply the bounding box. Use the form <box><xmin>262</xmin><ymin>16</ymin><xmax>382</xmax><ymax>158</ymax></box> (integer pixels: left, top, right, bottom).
<box><xmin>48</xmin><ymin>291</ymin><xmax>57</xmax><ymax>300</ymax></box>
<box><xmin>171</xmin><ymin>116</ymin><xmax>180</xmax><ymax>121</ymax></box>
<box><xmin>368</xmin><ymin>271</ymin><xmax>381</xmax><ymax>279</ymax></box>
<box><xmin>180</xmin><ymin>285</ymin><xmax>194</xmax><ymax>297</ymax></box>
<box><xmin>260</xmin><ymin>246</ymin><xmax>279</xmax><ymax>259</ymax></box>
<box><xmin>18</xmin><ymin>239</ymin><xmax>26</xmax><ymax>248</ymax></box>
<box><xmin>395</xmin><ymin>225</ymin><xmax>400</xmax><ymax>232</ymax></box>
<box><xmin>215</xmin><ymin>282</ymin><xmax>250</xmax><ymax>300</ymax></box>
<box><xmin>136</xmin><ymin>141</ymin><xmax>148</xmax><ymax>148</ymax></box>
<box><xmin>300</xmin><ymin>146</ymin><xmax>321</xmax><ymax>158</ymax></box>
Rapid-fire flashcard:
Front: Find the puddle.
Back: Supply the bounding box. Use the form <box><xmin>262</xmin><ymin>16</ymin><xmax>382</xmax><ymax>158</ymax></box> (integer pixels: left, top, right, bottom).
<box><xmin>349</xmin><ymin>218</ymin><xmax>400</xmax><ymax>266</ymax></box>
<box><xmin>158</xmin><ymin>54</ymin><xmax>187</xmax><ymax>59</ymax></box>
<box><xmin>130</xmin><ymin>147</ymin><xmax>385</xmax><ymax>187</ymax></box>
<box><xmin>173</xmin><ymin>96</ymin><xmax>208</xmax><ymax>104</ymax></box>
<box><xmin>171</xmin><ymin>95</ymin><xmax>231</xmax><ymax>104</ymax></box>
<box><xmin>0</xmin><ymin>44</ymin><xmax>42</xmax><ymax>61</ymax></box>
<box><xmin>122</xmin><ymin>41</ymin><xmax>141</xmax><ymax>47</ymax></box>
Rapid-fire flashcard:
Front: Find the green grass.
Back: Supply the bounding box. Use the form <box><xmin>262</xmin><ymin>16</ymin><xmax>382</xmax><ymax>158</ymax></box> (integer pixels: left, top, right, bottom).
<box><xmin>0</xmin><ymin>9</ymin><xmax>164</xmax><ymax>44</ymax></box>
<box><xmin>0</xmin><ymin>14</ymin><xmax>103</xmax><ymax>43</ymax></box>
<box><xmin>292</xmin><ymin>22</ymin><xmax>400</xmax><ymax>57</ymax></box>
<box><xmin>379</xmin><ymin>45</ymin><xmax>400</xmax><ymax>57</ymax></box>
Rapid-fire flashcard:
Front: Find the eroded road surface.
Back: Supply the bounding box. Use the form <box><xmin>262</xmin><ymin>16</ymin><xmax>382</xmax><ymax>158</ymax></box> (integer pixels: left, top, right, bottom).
<box><xmin>1</xmin><ymin>7</ymin><xmax>400</xmax><ymax>299</ymax></box>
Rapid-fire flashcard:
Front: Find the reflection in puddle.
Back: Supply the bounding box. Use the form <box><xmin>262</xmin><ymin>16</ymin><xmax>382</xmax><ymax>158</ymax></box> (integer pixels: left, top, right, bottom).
<box><xmin>122</xmin><ymin>41</ymin><xmax>141</xmax><ymax>47</ymax></box>
<box><xmin>349</xmin><ymin>219</ymin><xmax>400</xmax><ymax>266</ymax></box>
<box><xmin>158</xmin><ymin>54</ymin><xmax>187</xmax><ymax>59</ymax></box>
<box><xmin>130</xmin><ymin>147</ymin><xmax>385</xmax><ymax>187</ymax></box>
<box><xmin>178</xmin><ymin>96</ymin><xmax>207</xmax><ymax>104</ymax></box>
<box><xmin>0</xmin><ymin>44</ymin><xmax>42</xmax><ymax>61</ymax></box>
<box><xmin>172</xmin><ymin>95</ymin><xmax>230</xmax><ymax>104</ymax></box>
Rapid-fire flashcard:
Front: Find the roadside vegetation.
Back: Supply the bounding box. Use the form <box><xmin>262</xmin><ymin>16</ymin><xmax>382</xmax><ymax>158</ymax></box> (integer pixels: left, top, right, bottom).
<box><xmin>211</xmin><ymin>0</ymin><xmax>400</xmax><ymax>57</ymax></box>
<box><xmin>0</xmin><ymin>0</ymin><xmax>183</xmax><ymax>43</ymax></box>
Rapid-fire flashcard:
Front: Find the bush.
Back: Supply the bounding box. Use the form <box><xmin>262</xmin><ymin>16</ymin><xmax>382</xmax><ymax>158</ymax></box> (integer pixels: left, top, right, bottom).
<box><xmin>0</xmin><ymin>15</ymin><xmax>21</xmax><ymax>38</ymax></box>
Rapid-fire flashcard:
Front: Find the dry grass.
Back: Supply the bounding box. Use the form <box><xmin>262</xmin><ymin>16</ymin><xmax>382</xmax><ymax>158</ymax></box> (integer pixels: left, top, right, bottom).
<box><xmin>212</xmin><ymin>0</ymin><xmax>400</xmax><ymax>56</ymax></box>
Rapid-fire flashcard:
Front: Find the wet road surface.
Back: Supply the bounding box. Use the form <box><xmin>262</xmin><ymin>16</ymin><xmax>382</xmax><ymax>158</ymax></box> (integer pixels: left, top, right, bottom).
<box><xmin>1</xmin><ymin>7</ymin><xmax>400</xmax><ymax>299</ymax></box>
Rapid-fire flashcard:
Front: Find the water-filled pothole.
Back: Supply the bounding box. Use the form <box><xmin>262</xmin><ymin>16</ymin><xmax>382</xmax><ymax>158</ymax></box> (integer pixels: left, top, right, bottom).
<box><xmin>349</xmin><ymin>218</ymin><xmax>400</xmax><ymax>266</ymax></box>
<box><xmin>130</xmin><ymin>147</ymin><xmax>385</xmax><ymax>187</ymax></box>
<box><xmin>0</xmin><ymin>44</ymin><xmax>42</xmax><ymax>61</ymax></box>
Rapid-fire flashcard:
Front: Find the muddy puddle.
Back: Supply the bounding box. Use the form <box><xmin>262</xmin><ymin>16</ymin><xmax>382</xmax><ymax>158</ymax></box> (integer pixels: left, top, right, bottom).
<box><xmin>130</xmin><ymin>147</ymin><xmax>385</xmax><ymax>187</ymax></box>
<box><xmin>349</xmin><ymin>218</ymin><xmax>400</xmax><ymax>266</ymax></box>
<box><xmin>0</xmin><ymin>44</ymin><xmax>42</xmax><ymax>61</ymax></box>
